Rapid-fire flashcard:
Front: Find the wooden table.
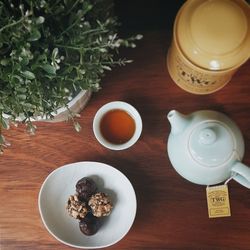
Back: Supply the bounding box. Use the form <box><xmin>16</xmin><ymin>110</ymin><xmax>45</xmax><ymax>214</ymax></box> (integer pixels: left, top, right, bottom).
<box><xmin>1</xmin><ymin>29</ymin><xmax>250</xmax><ymax>250</ymax></box>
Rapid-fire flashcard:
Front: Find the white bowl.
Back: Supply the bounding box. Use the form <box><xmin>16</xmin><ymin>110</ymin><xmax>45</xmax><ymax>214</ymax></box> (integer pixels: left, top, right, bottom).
<box><xmin>38</xmin><ymin>161</ymin><xmax>137</xmax><ymax>249</ymax></box>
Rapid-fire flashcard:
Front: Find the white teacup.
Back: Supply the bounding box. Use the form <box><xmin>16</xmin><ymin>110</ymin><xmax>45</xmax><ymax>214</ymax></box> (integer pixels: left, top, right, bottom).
<box><xmin>93</xmin><ymin>101</ymin><xmax>142</xmax><ymax>150</ymax></box>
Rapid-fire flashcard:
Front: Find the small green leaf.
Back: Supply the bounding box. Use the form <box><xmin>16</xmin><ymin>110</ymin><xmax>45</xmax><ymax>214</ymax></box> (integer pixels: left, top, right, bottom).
<box><xmin>52</xmin><ymin>48</ymin><xmax>59</xmax><ymax>59</ymax></box>
<box><xmin>102</xmin><ymin>65</ymin><xmax>111</xmax><ymax>71</ymax></box>
<box><xmin>36</xmin><ymin>16</ymin><xmax>45</xmax><ymax>24</ymax></box>
<box><xmin>13</xmin><ymin>74</ymin><xmax>24</xmax><ymax>85</ymax></box>
<box><xmin>78</xmin><ymin>69</ymin><xmax>86</xmax><ymax>75</ymax></box>
<box><xmin>136</xmin><ymin>34</ymin><xmax>143</xmax><ymax>40</ymax></box>
<box><xmin>20</xmin><ymin>57</ymin><xmax>29</xmax><ymax>66</ymax></box>
<box><xmin>0</xmin><ymin>135</ymin><xmax>5</xmax><ymax>144</ymax></box>
<box><xmin>42</xmin><ymin>64</ymin><xmax>56</xmax><ymax>75</ymax></box>
<box><xmin>17</xmin><ymin>87</ymin><xmax>27</xmax><ymax>93</ymax></box>
<box><xmin>26</xmin><ymin>122</ymin><xmax>36</xmax><ymax>135</ymax></box>
<box><xmin>22</xmin><ymin>71</ymin><xmax>35</xmax><ymax>80</ymax></box>
<box><xmin>0</xmin><ymin>59</ymin><xmax>9</xmax><ymax>66</ymax></box>
<box><xmin>1</xmin><ymin>117</ymin><xmax>10</xmax><ymax>129</ymax></box>
<box><xmin>28</xmin><ymin>29</ymin><xmax>41</xmax><ymax>42</ymax></box>
<box><xmin>17</xmin><ymin>94</ymin><xmax>26</xmax><ymax>100</ymax></box>
<box><xmin>74</xmin><ymin>122</ymin><xmax>81</xmax><ymax>132</ymax></box>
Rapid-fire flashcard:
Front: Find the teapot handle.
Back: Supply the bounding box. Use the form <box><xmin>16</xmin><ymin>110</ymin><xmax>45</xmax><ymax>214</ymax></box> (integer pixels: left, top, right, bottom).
<box><xmin>231</xmin><ymin>162</ymin><xmax>250</xmax><ymax>189</ymax></box>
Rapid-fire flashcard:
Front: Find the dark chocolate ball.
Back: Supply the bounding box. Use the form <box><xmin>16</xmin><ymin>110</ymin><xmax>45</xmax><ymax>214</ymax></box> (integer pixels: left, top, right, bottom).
<box><xmin>76</xmin><ymin>177</ymin><xmax>97</xmax><ymax>201</ymax></box>
<box><xmin>79</xmin><ymin>213</ymin><xmax>101</xmax><ymax>236</ymax></box>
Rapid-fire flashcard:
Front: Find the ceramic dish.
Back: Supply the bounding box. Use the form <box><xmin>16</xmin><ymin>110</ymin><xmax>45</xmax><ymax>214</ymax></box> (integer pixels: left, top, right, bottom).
<box><xmin>38</xmin><ymin>161</ymin><xmax>137</xmax><ymax>249</ymax></box>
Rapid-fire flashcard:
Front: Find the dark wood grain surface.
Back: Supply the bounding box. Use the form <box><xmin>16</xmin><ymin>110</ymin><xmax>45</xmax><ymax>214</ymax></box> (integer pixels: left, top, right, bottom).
<box><xmin>1</xmin><ymin>29</ymin><xmax>250</xmax><ymax>250</ymax></box>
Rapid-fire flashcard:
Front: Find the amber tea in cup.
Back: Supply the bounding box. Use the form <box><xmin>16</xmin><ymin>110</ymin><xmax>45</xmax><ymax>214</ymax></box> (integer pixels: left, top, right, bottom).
<box><xmin>100</xmin><ymin>109</ymin><xmax>135</xmax><ymax>144</ymax></box>
<box><xmin>93</xmin><ymin>101</ymin><xmax>142</xmax><ymax>150</ymax></box>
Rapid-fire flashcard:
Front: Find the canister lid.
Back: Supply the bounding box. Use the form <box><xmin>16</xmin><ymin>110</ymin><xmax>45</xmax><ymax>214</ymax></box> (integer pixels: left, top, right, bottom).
<box><xmin>175</xmin><ymin>0</ymin><xmax>250</xmax><ymax>70</ymax></box>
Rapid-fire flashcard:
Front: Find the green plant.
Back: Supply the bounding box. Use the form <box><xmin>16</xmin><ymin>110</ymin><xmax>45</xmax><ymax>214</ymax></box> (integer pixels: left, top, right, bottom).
<box><xmin>0</xmin><ymin>0</ymin><xmax>142</xmax><ymax>153</ymax></box>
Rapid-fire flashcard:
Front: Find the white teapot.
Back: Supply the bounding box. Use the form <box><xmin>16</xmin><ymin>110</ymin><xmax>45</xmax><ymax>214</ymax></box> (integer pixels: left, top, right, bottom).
<box><xmin>167</xmin><ymin>110</ymin><xmax>250</xmax><ymax>188</ymax></box>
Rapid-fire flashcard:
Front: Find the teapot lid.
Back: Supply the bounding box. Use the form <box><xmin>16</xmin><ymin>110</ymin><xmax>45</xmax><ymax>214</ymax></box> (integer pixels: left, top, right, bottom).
<box><xmin>176</xmin><ymin>0</ymin><xmax>250</xmax><ymax>70</ymax></box>
<box><xmin>188</xmin><ymin>121</ymin><xmax>236</xmax><ymax>167</ymax></box>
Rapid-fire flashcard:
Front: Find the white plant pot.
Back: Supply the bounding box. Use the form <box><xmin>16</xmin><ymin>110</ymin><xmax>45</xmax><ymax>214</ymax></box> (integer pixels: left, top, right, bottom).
<box><xmin>3</xmin><ymin>90</ymin><xmax>92</xmax><ymax>123</ymax></box>
<box><xmin>44</xmin><ymin>90</ymin><xmax>92</xmax><ymax>122</ymax></box>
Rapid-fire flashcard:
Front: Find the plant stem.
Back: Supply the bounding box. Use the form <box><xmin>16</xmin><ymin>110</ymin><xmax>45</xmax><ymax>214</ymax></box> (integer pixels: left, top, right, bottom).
<box><xmin>0</xmin><ymin>16</ymin><xmax>26</xmax><ymax>33</ymax></box>
<box><xmin>60</xmin><ymin>26</ymin><xmax>106</xmax><ymax>37</ymax></box>
<box><xmin>60</xmin><ymin>18</ymin><xmax>80</xmax><ymax>36</ymax></box>
<box><xmin>80</xmin><ymin>50</ymin><xmax>83</xmax><ymax>65</ymax></box>
<box><xmin>65</xmin><ymin>0</ymin><xmax>80</xmax><ymax>15</ymax></box>
<box><xmin>79</xmin><ymin>28</ymin><xmax>108</xmax><ymax>36</ymax></box>
<box><xmin>55</xmin><ymin>43</ymin><xmax>110</xmax><ymax>51</ymax></box>
<box><xmin>0</xmin><ymin>110</ymin><xmax>2</xmax><ymax>134</ymax></box>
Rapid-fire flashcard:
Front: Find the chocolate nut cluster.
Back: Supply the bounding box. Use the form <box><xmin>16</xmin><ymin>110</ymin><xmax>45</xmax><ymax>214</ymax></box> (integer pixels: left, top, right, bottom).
<box><xmin>89</xmin><ymin>192</ymin><xmax>113</xmax><ymax>217</ymax></box>
<box><xmin>66</xmin><ymin>195</ymin><xmax>88</xmax><ymax>219</ymax></box>
<box><xmin>66</xmin><ymin>177</ymin><xmax>113</xmax><ymax>235</ymax></box>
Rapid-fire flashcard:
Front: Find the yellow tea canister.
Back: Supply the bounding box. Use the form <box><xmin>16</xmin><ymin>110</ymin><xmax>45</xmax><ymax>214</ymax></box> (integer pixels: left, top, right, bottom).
<box><xmin>167</xmin><ymin>0</ymin><xmax>250</xmax><ymax>94</ymax></box>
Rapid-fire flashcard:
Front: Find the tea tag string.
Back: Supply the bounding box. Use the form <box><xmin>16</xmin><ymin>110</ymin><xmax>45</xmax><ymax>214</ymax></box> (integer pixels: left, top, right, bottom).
<box><xmin>224</xmin><ymin>173</ymin><xmax>238</xmax><ymax>185</ymax></box>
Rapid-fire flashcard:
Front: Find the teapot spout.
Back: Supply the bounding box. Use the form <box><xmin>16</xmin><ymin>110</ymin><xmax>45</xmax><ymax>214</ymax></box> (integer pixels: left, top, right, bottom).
<box><xmin>167</xmin><ymin>110</ymin><xmax>189</xmax><ymax>135</ymax></box>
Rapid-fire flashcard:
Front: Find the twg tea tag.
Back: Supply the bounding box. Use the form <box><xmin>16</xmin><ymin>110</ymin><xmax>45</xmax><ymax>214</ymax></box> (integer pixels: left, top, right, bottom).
<box><xmin>206</xmin><ymin>184</ymin><xmax>231</xmax><ymax>218</ymax></box>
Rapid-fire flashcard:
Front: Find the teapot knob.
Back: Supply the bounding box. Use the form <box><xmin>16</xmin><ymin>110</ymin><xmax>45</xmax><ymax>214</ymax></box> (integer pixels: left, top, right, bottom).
<box><xmin>199</xmin><ymin>128</ymin><xmax>216</xmax><ymax>145</ymax></box>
